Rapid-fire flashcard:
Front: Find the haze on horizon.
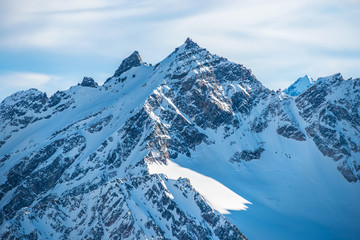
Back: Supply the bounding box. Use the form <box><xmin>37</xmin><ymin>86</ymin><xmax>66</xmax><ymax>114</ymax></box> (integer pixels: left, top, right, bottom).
<box><xmin>0</xmin><ymin>0</ymin><xmax>359</xmax><ymax>101</ymax></box>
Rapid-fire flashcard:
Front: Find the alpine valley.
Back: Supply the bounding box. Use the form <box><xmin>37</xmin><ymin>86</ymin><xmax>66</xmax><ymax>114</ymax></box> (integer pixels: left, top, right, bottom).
<box><xmin>0</xmin><ymin>38</ymin><xmax>359</xmax><ymax>240</ymax></box>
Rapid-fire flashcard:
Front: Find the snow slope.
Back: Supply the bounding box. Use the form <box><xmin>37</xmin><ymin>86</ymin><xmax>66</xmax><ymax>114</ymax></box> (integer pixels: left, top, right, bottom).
<box><xmin>0</xmin><ymin>38</ymin><xmax>359</xmax><ymax>240</ymax></box>
<box><xmin>151</xmin><ymin>126</ymin><xmax>360</xmax><ymax>240</ymax></box>
<box><xmin>283</xmin><ymin>75</ymin><xmax>314</xmax><ymax>96</ymax></box>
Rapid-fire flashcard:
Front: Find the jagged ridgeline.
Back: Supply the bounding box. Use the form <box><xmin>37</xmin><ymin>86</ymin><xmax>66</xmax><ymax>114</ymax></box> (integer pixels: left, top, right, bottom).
<box><xmin>0</xmin><ymin>38</ymin><xmax>359</xmax><ymax>240</ymax></box>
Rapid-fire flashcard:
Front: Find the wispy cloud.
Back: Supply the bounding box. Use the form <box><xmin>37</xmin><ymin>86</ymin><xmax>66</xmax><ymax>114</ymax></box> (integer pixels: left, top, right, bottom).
<box><xmin>0</xmin><ymin>72</ymin><xmax>53</xmax><ymax>88</ymax></box>
<box><xmin>0</xmin><ymin>72</ymin><xmax>77</xmax><ymax>101</ymax></box>
<box><xmin>0</xmin><ymin>0</ymin><xmax>359</xmax><ymax>94</ymax></box>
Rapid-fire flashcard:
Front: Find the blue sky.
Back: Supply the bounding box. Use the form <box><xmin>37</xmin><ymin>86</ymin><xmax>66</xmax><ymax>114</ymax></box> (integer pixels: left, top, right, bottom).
<box><xmin>0</xmin><ymin>0</ymin><xmax>359</xmax><ymax>101</ymax></box>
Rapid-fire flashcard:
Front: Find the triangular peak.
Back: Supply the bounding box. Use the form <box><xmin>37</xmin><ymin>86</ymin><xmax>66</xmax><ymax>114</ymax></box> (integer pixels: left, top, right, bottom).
<box><xmin>113</xmin><ymin>51</ymin><xmax>143</xmax><ymax>78</ymax></box>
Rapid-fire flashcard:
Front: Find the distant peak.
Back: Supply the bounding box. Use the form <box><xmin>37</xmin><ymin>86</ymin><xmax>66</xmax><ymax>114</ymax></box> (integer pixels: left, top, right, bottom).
<box><xmin>185</xmin><ymin>37</ymin><xmax>193</xmax><ymax>44</ymax></box>
<box><xmin>184</xmin><ymin>37</ymin><xmax>200</xmax><ymax>49</ymax></box>
<box><xmin>2</xmin><ymin>88</ymin><xmax>47</xmax><ymax>105</ymax></box>
<box><xmin>331</xmin><ymin>72</ymin><xmax>343</xmax><ymax>79</ymax></box>
<box><xmin>113</xmin><ymin>51</ymin><xmax>143</xmax><ymax>77</ymax></box>
<box><xmin>318</xmin><ymin>72</ymin><xmax>344</xmax><ymax>85</ymax></box>
<box><xmin>283</xmin><ymin>75</ymin><xmax>314</xmax><ymax>96</ymax></box>
<box><xmin>80</xmin><ymin>77</ymin><xmax>98</xmax><ymax>88</ymax></box>
<box><xmin>296</xmin><ymin>75</ymin><xmax>313</xmax><ymax>84</ymax></box>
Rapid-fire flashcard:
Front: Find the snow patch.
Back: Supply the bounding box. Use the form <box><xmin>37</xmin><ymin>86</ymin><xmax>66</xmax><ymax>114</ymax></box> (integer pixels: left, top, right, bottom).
<box><xmin>148</xmin><ymin>160</ymin><xmax>251</xmax><ymax>214</ymax></box>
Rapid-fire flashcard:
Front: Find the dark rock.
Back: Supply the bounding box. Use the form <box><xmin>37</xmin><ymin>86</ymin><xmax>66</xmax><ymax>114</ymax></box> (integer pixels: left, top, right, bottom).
<box><xmin>230</xmin><ymin>148</ymin><xmax>265</xmax><ymax>163</ymax></box>
<box><xmin>113</xmin><ymin>51</ymin><xmax>142</xmax><ymax>78</ymax></box>
<box><xmin>184</xmin><ymin>37</ymin><xmax>200</xmax><ymax>50</ymax></box>
<box><xmin>296</xmin><ymin>75</ymin><xmax>360</xmax><ymax>182</ymax></box>
<box><xmin>337</xmin><ymin>161</ymin><xmax>358</xmax><ymax>182</ymax></box>
<box><xmin>277</xmin><ymin>125</ymin><xmax>306</xmax><ymax>141</ymax></box>
<box><xmin>80</xmin><ymin>77</ymin><xmax>98</xmax><ymax>88</ymax></box>
<box><xmin>86</xmin><ymin>115</ymin><xmax>113</xmax><ymax>133</ymax></box>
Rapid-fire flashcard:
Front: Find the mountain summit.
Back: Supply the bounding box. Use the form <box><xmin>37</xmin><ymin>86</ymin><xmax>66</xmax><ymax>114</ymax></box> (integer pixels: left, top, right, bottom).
<box><xmin>113</xmin><ymin>50</ymin><xmax>143</xmax><ymax>77</ymax></box>
<box><xmin>283</xmin><ymin>75</ymin><xmax>314</xmax><ymax>96</ymax></box>
<box><xmin>184</xmin><ymin>37</ymin><xmax>200</xmax><ymax>49</ymax></box>
<box><xmin>0</xmin><ymin>39</ymin><xmax>359</xmax><ymax>240</ymax></box>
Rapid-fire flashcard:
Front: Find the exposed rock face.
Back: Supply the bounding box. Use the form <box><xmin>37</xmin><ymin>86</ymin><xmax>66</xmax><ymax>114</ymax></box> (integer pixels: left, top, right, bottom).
<box><xmin>80</xmin><ymin>77</ymin><xmax>98</xmax><ymax>88</ymax></box>
<box><xmin>113</xmin><ymin>51</ymin><xmax>143</xmax><ymax>78</ymax></box>
<box><xmin>0</xmin><ymin>89</ymin><xmax>47</xmax><ymax>129</ymax></box>
<box><xmin>296</xmin><ymin>73</ymin><xmax>360</xmax><ymax>182</ymax></box>
<box><xmin>0</xmin><ymin>38</ymin><xmax>359</xmax><ymax>239</ymax></box>
<box><xmin>229</xmin><ymin>147</ymin><xmax>265</xmax><ymax>162</ymax></box>
<box><xmin>1</xmin><ymin>175</ymin><xmax>246</xmax><ymax>240</ymax></box>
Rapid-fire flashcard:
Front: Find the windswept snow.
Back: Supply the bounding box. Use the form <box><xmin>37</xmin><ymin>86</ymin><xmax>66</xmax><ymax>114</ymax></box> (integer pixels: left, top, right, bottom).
<box><xmin>148</xmin><ymin>160</ymin><xmax>251</xmax><ymax>214</ymax></box>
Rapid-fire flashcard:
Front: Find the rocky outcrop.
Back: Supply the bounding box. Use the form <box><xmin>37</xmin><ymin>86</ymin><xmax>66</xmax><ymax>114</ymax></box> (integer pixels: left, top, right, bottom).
<box><xmin>80</xmin><ymin>77</ymin><xmax>98</xmax><ymax>88</ymax></box>
<box><xmin>0</xmin><ymin>175</ymin><xmax>246</xmax><ymax>240</ymax></box>
<box><xmin>113</xmin><ymin>51</ymin><xmax>143</xmax><ymax>78</ymax></box>
<box><xmin>229</xmin><ymin>147</ymin><xmax>265</xmax><ymax>163</ymax></box>
<box><xmin>296</xmin><ymin>74</ymin><xmax>360</xmax><ymax>182</ymax></box>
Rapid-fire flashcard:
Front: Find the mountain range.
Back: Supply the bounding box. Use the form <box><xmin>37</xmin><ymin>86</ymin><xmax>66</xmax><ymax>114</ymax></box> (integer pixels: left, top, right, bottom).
<box><xmin>0</xmin><ymin>38</ymin><xmax>359</xmax><ymax>240</ymax></box>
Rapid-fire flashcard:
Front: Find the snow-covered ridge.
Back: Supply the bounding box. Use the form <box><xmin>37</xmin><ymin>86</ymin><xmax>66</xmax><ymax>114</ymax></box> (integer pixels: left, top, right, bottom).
<box><xmin>0</xmin><ymin>38</ymin><xmax>359</xmax><ymax>240</ymax></box>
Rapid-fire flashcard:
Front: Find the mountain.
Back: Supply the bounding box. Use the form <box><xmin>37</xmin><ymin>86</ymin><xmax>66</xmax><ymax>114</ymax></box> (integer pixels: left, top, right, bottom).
<box><xmin>283</xmin><ymin>75</ymin><xmax>314</xmax><ymax>96</ymax></box>
<box><xmin>0</xmin><ymin>38</ymin><xmax>359</xmax><ymax>240</ymax></box>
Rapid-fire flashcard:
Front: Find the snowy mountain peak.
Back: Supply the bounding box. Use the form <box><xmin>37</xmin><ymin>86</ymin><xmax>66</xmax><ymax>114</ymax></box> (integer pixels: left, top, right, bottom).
<box><xmin>1</xmin><ymin>39</ymin><xmax>360</xmax><ymax>240</ymax></box>
<box><xmin>168</xmin><ymin>38</ymin><xmax>203</xmax><ymax>58</ymax></box>
<box><xmin>318</xmin><ymin>72</ymin><xmax>343</xmax><ymax>85</ymax></box>
<box><xmin>184</xmin><ymin>37</ymin><xmax>200</xmax><ymax>49</ymax></box>
<box><xmin>113</xmin><ymin>50</ymin><xmax>143</xmax><ymax>78</ymax></box>
<box><xmin>303</xmin><ymin>74</ymin><xmax>312</xmax><ymax>82</ymax></box>
<box><xmin>185</xmin><ymin>37</ymin><xmax>192</xmax><ymax>43</ymax></box>
<box><xmin>1</xmin><ymin>88</ymin><xmax>46</xmax><ymax>106</ymax></box>
<box><xmin>283</xmin><ymin>75</ymin><xmax>314</xmax><ymax>96</ymax></box>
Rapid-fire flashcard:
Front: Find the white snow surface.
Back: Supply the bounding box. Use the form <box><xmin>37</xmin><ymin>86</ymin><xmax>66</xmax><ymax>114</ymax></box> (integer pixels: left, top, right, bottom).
<box><xmin>163</xmin><ymin>123</ymin><xmax>360</xmax><ymax>240</ymax></box>
<box><xmin>148</xmin><ymin>160</ymin><xmax>251</xmax><ymax>214</ymax></box>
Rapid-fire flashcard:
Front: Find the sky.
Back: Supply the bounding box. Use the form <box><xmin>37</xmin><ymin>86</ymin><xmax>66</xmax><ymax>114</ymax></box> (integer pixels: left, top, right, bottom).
<box><xmin>0</xmin><ymin>0</ymin><xmax>359</xmax><ymax>101</ymax></box>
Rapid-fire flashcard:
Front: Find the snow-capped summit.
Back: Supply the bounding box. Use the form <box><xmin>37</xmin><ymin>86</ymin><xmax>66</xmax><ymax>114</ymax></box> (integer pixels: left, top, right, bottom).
<box><xmin>184</xmin><ymin>37</ymin><xmax>200</xmax><ymax>49</ymax></box>
<box><xmin>0</xmin><ymin>39</ymin><xmax>359</xmax><ymax>240</ymax></box>
<box><xmin>113</xmin><ymin>50</ymin><xmax>143</xmax><ymax>77</ymax></box>
<box><xmin>317</xmin><ymin>72</ymin><xmax>344</xmax><ymax>85</ymax></box>
<box><xmin>283</xmin><ymin>75</ymin><xmax>314</xmax><ymax>96</ymax></box>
